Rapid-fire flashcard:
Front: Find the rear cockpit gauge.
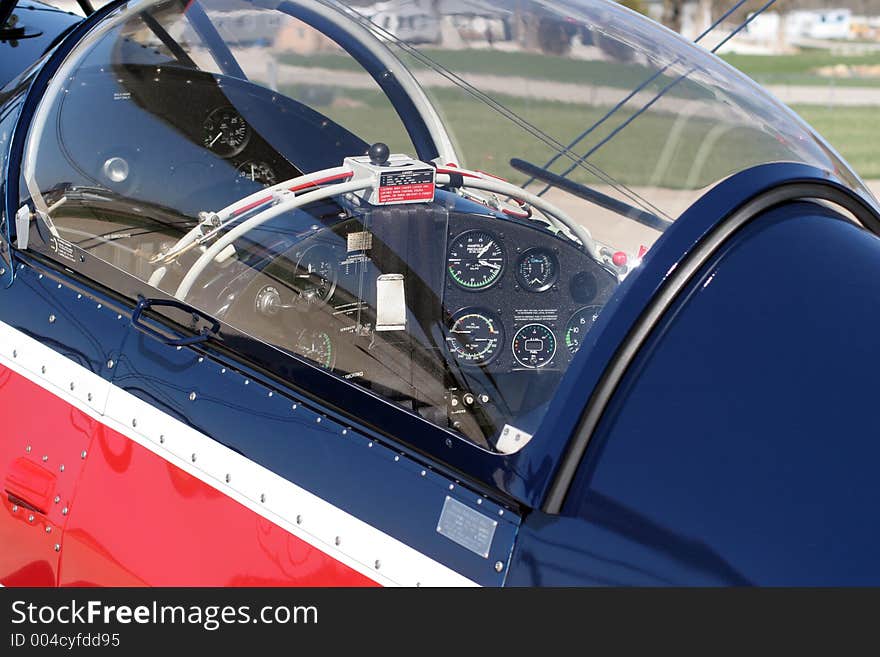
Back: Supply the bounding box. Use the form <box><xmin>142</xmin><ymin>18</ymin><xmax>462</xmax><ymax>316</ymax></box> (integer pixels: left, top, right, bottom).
<box><xmin>447</xmin><ymin>229</ymin><xmax>505</xmax><ymax>291</ymax></box>
<box><xmin>293</xmin><ymin>244</ymin><xmax>338</xmax><ymax>305</ymax></box>
<box><xmin>292</xmin><ymin>328</ymin><xmax>335</xmax><ymax>371</ymax></box>
<box><xmin>564</xmin><ymin>306</ymin><xmax>602</xmax><ymax>355</ymax></box>
<box><xmin>236</xmin><ymin>161</ymin><xmax>277</xmax><ymax>187</ymax></box>
<box><xmin>512</xmin><ymin>323</ymin><xmax>557</xmax><ymax>368</ymax></box>
<box><xmin>446</xmin><ymin>308</ymin><xmax>503</xmax><ymax>366</ymax></box>
<box><xmin>202</xmin><ymin>106</ymin><xmax>250</xmax><ymax>158</ymax></box>
<box><xmin>516</xmin><ymin>247</ymin><xmax>558</xmax><ymax>292</ymax></box>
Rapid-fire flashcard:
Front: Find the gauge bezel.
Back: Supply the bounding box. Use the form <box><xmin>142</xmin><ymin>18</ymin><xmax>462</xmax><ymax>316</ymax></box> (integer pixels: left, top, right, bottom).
<box><xmin>236</xmin><ymin>160</ymin><xmax>277</xmax><ymax>186</ymax></box>
<box><xmin>446</xmin><ymin>229</ymin><xmax>506</xmax><ymax>292</ymax></box>
<box><xmin>202</xmin><ymin>105</ymin><xmax>251</xmax><ymax>158</ymax></box>
<box><xmin>445</xmin><ymin>307</ymin><xmax>505</xmax><ymax>367</ymax></box>
<box><xmin>293</xmin><ymin>243</ymin><xmax>339</xmax><ymax>306</ymax></box>
<box><xmin>564</xmin><ymin>305</ymin><xmax>602</xmax><ymax>356</ymax></box>
<box><xmin>516</xmin><ymin>247</ymin><xmax>559</xmax><ymax>293</ymax></box>
<box><xmin>511</xmin><ymin>322</ymin><xmax>557</xmax><ymax>369</ymax></box>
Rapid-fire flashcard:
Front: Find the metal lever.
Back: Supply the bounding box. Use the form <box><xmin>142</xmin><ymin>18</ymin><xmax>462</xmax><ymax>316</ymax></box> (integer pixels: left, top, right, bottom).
<box><xmin>131</xmin><ymin>297</ymin><xmax>220</xmax><ymax>347</ymax></box>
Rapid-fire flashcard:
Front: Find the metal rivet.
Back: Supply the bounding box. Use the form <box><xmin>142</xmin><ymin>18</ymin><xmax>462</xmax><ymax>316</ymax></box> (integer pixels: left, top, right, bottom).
<box><xmin>27</xmin><ymin>514</ymin><xmax>34</xmax><ymax>522</ymax></box>
<box><xmin>80</xmin><ymin>450</ymin><xmax>87</xmax><ymax>459</ymax></box>
<box><xmin>498</xmin><ymin>509</ymin><xmax>504</xmax><ymax>516</ymax></box>
<box><xmin>296</xmin><ymin>514</ymin><xmax>302</xmax><ymax>525</ymax></box>
<box><xmin>445</xmin><ymin>438</ymin><xmax>453</xmax><ymax>448</ymax></box>
<box><xmin>87</xmin><ymin>393</ymin><xmax>93</xmax><ymax>402</ymax></box>
<box><xmin>477</xmin><ymin>499</ymin><xmax>483</xmax><ymax>505</ymax></box>
<box><xmin>59</xmin><ymin>465</ymin><xmax>65</xmax><ymax>473</ymax></box>
<box><xmin>394</xmin><ymin>455</ymin><xmax>399</xmax><ymax>462</ymax></box>
<box><xmin>40</xmin><ymin>365</ymin><xmax>46</xmax><ymax>374</ymax></box>
<box><xmin>189</xmin><ymin>392</ymin><xmax>197</xmax><ymax>401</ymax></box>
<box><xmin>198</xmin><ymin>357</ymin><xmax>204</xmax><ymax>363</ymax></box>
<box><xmin>191</xmin><ymin>453</ymin><xmax>197</xmax><ymax>462</ymax></box>
<box><xmin>42</xmin><ymin>455</ymin><xmax>48</xmax><ymax>462</ymax></box>
<box><xmin>0</xmin><ymin>268</ymin><xmax>4</xmax><ymax>276</ymax></box>
<box><xmin>57</xmin><ymin>284</ymin><xmax>61</xmax><ymax>289</ymax></box>
<box><xmin>368</xmin><ymin>441</ymin><xmax>372</xmax><ymax>447</ymax></box>
<box><xmin>62</xmin><ymin>507</ymin><xmax>68</xmax><ymax>515</ymax></box>
<box><xmin>54</xmin><ymin>496</ymin><xmax>60</xmax><ymax>504</ymax></box>
<box><xmin>341</xmin><ymin>428</ymin><xmax>347</xmax><ymax>435</ymax></box>
<box><xmin>45</xmin><ymin>526</ymin><xmax>52</xmax><ymax>534</ymax></box>
<box><xmin>48</xmin><ymin>314</ymin><xmax>56</xmax><ymax>323</ymax></box>
<box><xmin>96</xmin><ymin>303</ymin><xmax>102</xmax><ymax>309</ymax></box>
<box><xmin>77</xmin><ymin>294</ymin><xmax>82</xmax><ymax>299</ymax></box>
<box><xmin>221</xmin><ymin>368</ymin><xmax>226</xmax><ymax>374</ymax></box>
<box><xmin>244</xmin><ymin>379</ymin><xmax>249</xmax><ymax>385</ymax></box>
<box><xmin>374</xmin><ymin>560</ymin><xmax>381</xmax><ymax>570</ymax></box>
<box><xmin>54</xmin><ymin>544</ymin><xmax>60</xmax><ymax>552</ymax></box>
<box><xmin>12</xmin><ymin>349</ymin><xmax>17</xmax><ymax>358</ymax></box>
<box><xmin>316</xmin><ymin>417</ymin><xmax>322</xmax><ymax>423</ymax></box>
<box><xmin>106</xmin><ymin>359</ymin><xmax>114</xmax><ymax>368</ymax></box>
<box><xmin>448</xmin><ymin>484</ymin><xmax>454</xmax><ymax>490</ymax></box>
<box><xmin>69</xmin><ymin>382</ymin><xmax>75</xmax><ymax>391</ymax></box>
<box><xmin>420</xmin><ymin>470</ymin><xmax>426</xmax><ymax>477</ymax></box>
<box><xmin>159</xmin><ymin>435</ymin><xmax>165</xmax><ymax>444</ymax></box>
<box><xmin>260</xmin><ymin>494</ymin><xmax>266</xmax><ymax>503</ymax></box>
<box><xmin>225</xmin><ymin>474</ymin><xmax>231</xmax><ymax>483</ymax></box>
<box><xmin>335</xmin><ymin>536</ymin><xmax>341</xmax><ymax>546</ymax></box>
<box><xmin>25</xmin><ymin>445</ymin><xmax>31</xmax><ymax>453</ymax></box>
<box><xmin>117</xmin><ymin>314</ymin><xmax>122</xmax><ymax>320</ymax></box>
<box><xmin>495</xmin><ymin>561</ymin><xmax>504</xmax><ymax>573</ymax></box>
<box><xmin>132</xmin><ymin>418</ymin><xmax>137</xmax><ymax>427</ymax></box>
<box><xmin>292</xmin><ymin>403</ymin><xmax>298</xmax><ymax>410</ymax></box>
<box><xmin>268</xmin><ymin>391</ymin><xmax>273</xmax><ymax>397</ymax></box>
<box><xmin>11</xmin><ymin>505</ymin><xmax>18</xmax><ymax>513</ymax></box>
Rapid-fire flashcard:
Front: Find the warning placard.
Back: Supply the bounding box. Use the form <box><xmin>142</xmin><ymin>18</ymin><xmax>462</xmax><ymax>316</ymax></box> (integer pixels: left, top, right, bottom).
<box><xmin>377</xmin><ymin>168</ymin><xmax>435</xmax><ymax>204</ymax></box>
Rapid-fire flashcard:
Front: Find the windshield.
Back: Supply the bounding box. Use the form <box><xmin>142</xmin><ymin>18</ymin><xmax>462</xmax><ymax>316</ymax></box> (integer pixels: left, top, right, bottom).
<box><xmin>16</xmin><ymin>0</ymin><xmax>872</xmax><ymax>454</ymax></box>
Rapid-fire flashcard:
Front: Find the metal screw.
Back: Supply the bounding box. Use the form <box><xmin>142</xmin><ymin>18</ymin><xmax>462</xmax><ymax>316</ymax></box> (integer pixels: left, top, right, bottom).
<box><xmin>316</xmin><ymin>417</ymin><xmax>322</xmax><ymax>424</ymax></box>
<box><xmin>69</xmin><ymin>382</ymin><xmax>75</xmax><ymax>391</ymax></box>
<box><xmin>11</xmin><ymin>505</ymin><xmax>18</xmax><ymax>513</ymax></box>
<box><xmin>45</xmin><ymin>526</ymin><xmax>52</xmax><ymax>534</ymax></box>
<box><xmin>448</xmin><ymin>484</ymin><xmax>454</xmax><ymax>490</ymax></box>
<box><xmin>225</xmin><ymin>474</ymin><xmax>231</xmax><ymax>483</ymax></box>
<box><xmin>296</xmin><ymin>514</ymin><xmax>302</xmax><ymax>525</ymax></box>
<box><xmin>27</xmin><ymin>514</ymin><xmax>34</xmax><ymax>522</ymax></box>
<box><xmin>12</xmin><ymin>349</ymin><xmax>17</xmax><ymax>358</ymax></box>
<box><xmin>260</xmin><ymin>494</ymin><xmax>266</xmax><ymax>503</ymax></box>
<box><xmin>54</xmin><ymin>496</ymin><xmax>60</xmax><ymax>504</ymax></box>
<box><xmin>40</xmin><ymin>365</ymin><xmax>46</xmax><ymax>374</ymax></box>
<box><xmin>87</xmin><ymin>393</ymin><xmax>93</xmax><ymax>402</ymax></box>
<box><xmin>189</xmin><ymin>392</ymin><xmax>197</xmax><ymax>401</ymax></box>
<box><xmin>54</xmin><ymin>544</ymin><xmax>60</xmax><ymax>552</ymax></box>
<box><xmin>48</xmin><ymin>314</ymin><xmax>56</xmax><ymax>324</ymax></box>
<box><xmin>191</xmin><ymin>453</ymin><xmax>197</xmax><ymax>462</ymax></box>
<box><xmin>106</xmin><ymin>359</ymin><xmax>114</xmax><ymax>369</ymax></box>
<box><xmin>132</xmin><ymin>418</ymin><xmax>137</xmax><ymax>427</ymax></box>
<box><xmin>495</xmin><ymin>561</ymin><xmax>504</xmax><ymax>573</ymax></box>
<box><xmin>498</xmin><ymin>509</ymin><xmax>504</xmax><ymax>516</ymax></box>
<box><xmin>25</xmin><ymin>445</ymin><xmax>31</xmax><ymax>453</ymax></box>
<box><xmin>374</xmin><ymin>560</ymin><xmax>381</xmax><ymax>570</ymax></box>
<box><xmin>62</xmin><ymin>507</ymin><xmax>68</xmax><ymax>515</ymax></box>
<box><xmin>59</xmin><ymin>465</ymin><xmax>65</xmax><ymax>473</ymax></box>
<box><xmin>159</xmin><ymin>435</ymin><xmax>165</xmax><ymax>444</ymax></box>
<box><xmin>42</xmin><ymin>455</ymin><xmax>48</xmax><ymax>462</ymax></box>
<box><xmin>477</xmin><ymin>499</ymin><xmax>483</xmax><ymax>505</ymax></box>
<box><xmin>80</xmin><ymin>450</ymin><xmax>87</xmax><ymax>459</ymax></box>
<box><xmin>420</xmin><ymin>470</ymin><xmax>426</xmax><ymax>477</ymax></box>
<box><xmin>335</xmin><ymin>536</ymin><xmax>341</xmax><ymax>546</ymax></box>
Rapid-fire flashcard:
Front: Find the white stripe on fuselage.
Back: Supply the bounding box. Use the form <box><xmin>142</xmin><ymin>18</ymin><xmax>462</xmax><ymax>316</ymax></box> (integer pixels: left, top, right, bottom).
<box><xmin>0</xmin><ymin>318</ymin><xmax>478</xmax><ymax>587</ymax></box>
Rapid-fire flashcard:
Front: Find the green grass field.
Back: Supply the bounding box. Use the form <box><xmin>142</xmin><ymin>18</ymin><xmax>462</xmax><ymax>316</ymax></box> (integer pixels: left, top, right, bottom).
<box><xmin>279</xmin><ymin>48</ymin><xmax>880</xmax><ymax>183</ymax></box>
<box><xmin>721</xmin><ymin>51</ymin><xmax>880</xmax><ymax>87</ymax></box>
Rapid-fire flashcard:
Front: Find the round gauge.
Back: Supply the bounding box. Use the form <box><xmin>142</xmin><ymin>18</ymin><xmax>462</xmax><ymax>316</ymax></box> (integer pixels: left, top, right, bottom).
<box><xmin>517</xmin><ymin>247</ymin><xmax>558</xmax><ymax>292</ymax></box>
<box><xmin>237</xmin><ymin>161</ymin><xmax>277</xmax><ymax>187</ymax></box>
<box><xmin>564</xmin><ymin>305</ymin><xmax>602</xmax><ymax>355</ymax></box>
<box><xmin>202</xmin><ymin>106</ymin><xmax>250</xmax><ymax>158</ymax></box>
<box><xmin>445</xmin><ymin>309</ymin><xmax>503</xmax><ymax>366</ymax></box>
<box><xmin>512</xmin><ymin>323</ymin><xmax>557</xmax><ymax>369</ymax></box>
<box><xmin>447</xmin><ymin>230</ymin><xmax>505</xmax><ymax>291</ymax></box>
<box><xmin>292</xmin><ymin>328</ymin><xmax>335</xmax><ymax>371</ymax></box>
<box><xmin>294</xmin><ymin>244</ymin><xmax>338</xmax><ymax>305</ymax></box>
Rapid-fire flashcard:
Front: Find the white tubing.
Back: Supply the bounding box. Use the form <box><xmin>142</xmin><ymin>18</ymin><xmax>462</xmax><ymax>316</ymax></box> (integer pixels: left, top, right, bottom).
<box><xmin>174</xmin><ymin>178</ymin><xmax>370</xmax><ymax>300</ymax></box>
<box><xmin>154</xmin><ymin>166</ymin><xmax>354</xmax><ymax>267</ymax></box>
<box><xmin>436</xmin><ymin>173</ymin><xmax>599</xmax><ymax>260</ymax></box>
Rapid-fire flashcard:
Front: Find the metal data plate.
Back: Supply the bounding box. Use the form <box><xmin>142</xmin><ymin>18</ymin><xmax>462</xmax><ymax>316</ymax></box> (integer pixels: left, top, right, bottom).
<box><xmin>437</xmin><ymin>496</ymin><xmax>497</xmax><ymax>558</ymax></box>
